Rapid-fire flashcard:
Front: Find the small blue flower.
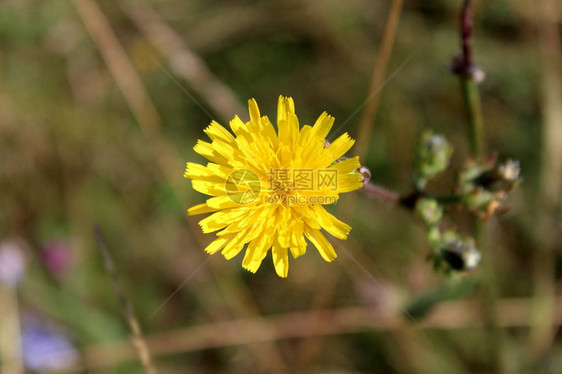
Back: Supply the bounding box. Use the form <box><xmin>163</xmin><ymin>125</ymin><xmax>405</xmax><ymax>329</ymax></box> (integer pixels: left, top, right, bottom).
<box><xmin>21</xmin><ymin>315</ymin><xmax>79</xmax><ymax>372</ymax></box>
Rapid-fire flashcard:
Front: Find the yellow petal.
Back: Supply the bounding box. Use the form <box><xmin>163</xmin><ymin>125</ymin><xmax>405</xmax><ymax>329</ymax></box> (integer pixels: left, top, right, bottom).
<box><xmin>277</xmin><ymin>96</ymin><xmax>295</xmax><ymax>123</ymax></box>
<box><xmin>304</xmin><ymin>227</ymin><xmax>337</xmax><ymax>262</ymax></box>
<box><xmin>310</xmin><ymin>205</ymin><xmax>351</xmax><ymax>239</ymax></box>
<box><xmin>335</xmin><ymin>174</ymin><xmax>363</xmax><ymax>193</ymax></box>
<box><xmin>194</xmin><ymin>140</ymin><xmax>229</xmax><ymax>165</ymax></box>
<box><xmin>199</xmin><ymin>209</ymin><xmax>247</xmax><ymax>233</ymax></box>
<box><xmin>187</xmin><ymin>203</ymin><xmax>218</xmax><ymax>216</ymax></box>
<box><xmin>317</xmin><ymin>133</ymin><xmax>355</xmax><ymax>167</ymax></box>
<box><xmin>310</xmin><ymin>112</ymin><xmax>334</xmax><ymax>140</ymax></box>
<box><xmin>229</xmin><ymin>115</ymin><xmax>246</xmax><ymax>135</ymax></box>
<box><xmin>206</xmin><ymin>196</ymin><xmax>239</xmax><ymax>210</ymax></box>
<box><xmin>184</xmin><ymin>163</ymin><xmax>226</xmax><ymax>182</ymax></box>
<box><xmin>289</xmin><ymin>246</ymin><xmax>306</xmax><ymax>259</ymax></box>
<box><xmin>204</xmin><ymin>235</ymin><xmax>231</xmax><ymax>254</ymax></box>
<box><xmin>222</xmin><ymin>231</ymin><xmax>250</xmax><ymax>259</ymax></box>
<box><xmin>272</xmin><ymin>242</ymin><xmax>289</xmax><ymax>278</ymax></box>
<box><xmin>204</xmin><ymin>121</ymin><xmax>235</xmax><ymax>143</ymax></box>
<box><xmin>248</xmin><ymin>98</ymin><xmax>261</xmax><ymax>123</ymax></box>
<box><xmin>330</xmin><ymin>156</ymin><xmax>360</xmax><ymax>174</ymax></box>
<box><xmin>242</xmin><ymin>238</ymin><xmax>271</xmax><ymax>273</ymax></box>
<box><xmin>191</xmin><ymin>180</ymin><xmax>226</xmax><ymax>196</ymax></box>
<box><xmin>206</xmin><ymin>163</ymin><xmax>232</xmax><ymax>179</ymax></box>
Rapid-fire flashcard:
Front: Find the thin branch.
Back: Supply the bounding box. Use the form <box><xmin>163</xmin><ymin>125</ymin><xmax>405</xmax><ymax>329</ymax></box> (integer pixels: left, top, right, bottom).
<box><xmin>453</xmin><ymin>0</ymin><xmax>485</xmax><ymax>157</ymax></box>
<box><xmin>460</xmin><ymin>0</ymin><xmax>474</xmax><ymax>73</ymax></box>
<box><xmin>361</xmin><ymin>183</ymin><xmax>400</xmax><ymax>203</ymax></box>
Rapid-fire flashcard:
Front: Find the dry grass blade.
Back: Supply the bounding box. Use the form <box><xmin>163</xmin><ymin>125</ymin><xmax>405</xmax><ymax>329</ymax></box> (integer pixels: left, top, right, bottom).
<box><xmin>530</xmin><ymin>0</ymin><xmax>562</xmax><ymax>356</ymax></box>
<box><xmin>93</xmin><ymin>225</ymin><xmax>156</xmax><ymax>374</ymax></box>
<box><xmin>0</xmin><ymin>285</ymin><xmax>23</xmax><ymax>374</ymax></box>
<box><xmin>354</xmin><ymin>0</ymin><xmax>403</xmax><ymax>161</ymax></box>
<box><xmin>297</xmin><ymin>1</ymin><xmax>404</xmax><ymax>368</ymax></box>
<box><xmin>119</xmin><ymin>0</ymin><xmax>245</xmax><ymax>122</ymax></box>
<box><xmin>71</xmin><ymin>0</ymin><xmax>183</xmax><ymax>186</ymax></box>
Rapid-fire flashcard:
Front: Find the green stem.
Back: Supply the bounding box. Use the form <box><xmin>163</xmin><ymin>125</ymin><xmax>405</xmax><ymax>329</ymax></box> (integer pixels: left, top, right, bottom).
<box><xmin>456</xmin><ymin>2</ymin><xmax>508</xmax><ymax>370</ymax></box>
<box><xmin>473</xmin><ymin>220</ymin><xmax>502</xmax><ymax>350</ymax></box>
<box><xmin>460</xmin><ymin>78</ymin><xmax>485</xmax><ymax>157</ymax></box>
<box><xmin>461</xmin><ymin>77</ymin><xmax>508</xmax><ymax>374</ymax></box>
<box><xmin>432</xmin><ymin>194</ymin><xmax>462</xmax><ymax>205</ymax></box>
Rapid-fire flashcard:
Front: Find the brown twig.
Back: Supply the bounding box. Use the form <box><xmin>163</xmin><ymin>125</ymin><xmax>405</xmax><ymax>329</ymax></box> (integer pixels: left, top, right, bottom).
<box><xmin>453</xmin><ymin>0</ymin><xmax>485</xmax><ymax>156</ymax></box>
<box><xmin>94</xmin><ymin>225</ymin><xmax>156</xmax><ymax>374</ymax></box>
<box><xmin>460</xmin><ymin>0</ymin><xmax>474</xmax><ymax>73</ymax></box>
<box><xmin>361</xmin><ymin>183</ymin><xmax>400</xmax><ymax>203</ymax></box>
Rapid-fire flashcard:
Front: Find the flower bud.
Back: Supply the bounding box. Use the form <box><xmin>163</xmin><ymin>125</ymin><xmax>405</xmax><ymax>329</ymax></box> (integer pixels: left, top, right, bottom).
<box><xmin>459</xmin><ymin>157</ymin><xmax>521</xmax><ymax>219</ymax></box>
<box><xmin>414</xmin><ymin>132</ymin><xmax>452</xmax><ymax>189</ymax></box>
<box><xmin>440</xmin><ymin>240</ymin><xmax>481</xmax><ymax>271</ymax></box>
<box><xmin>358</xmin><ymin>165</ymin><xmax>371</xmax><ymax>185</ymax></box>
<box><xmin>473</xmin><ymin>159</ymin><xmax>520</xmax><ymax>193</ymax></box>
<box><xmin>435</xmin><ymin>232</ymin><xmax>481</xmax><ymax>272</ymax></box>
<box><xmin>415</xmin><ymin>198</ymin><xmax>443</xmax><ymax>226</ymax></box>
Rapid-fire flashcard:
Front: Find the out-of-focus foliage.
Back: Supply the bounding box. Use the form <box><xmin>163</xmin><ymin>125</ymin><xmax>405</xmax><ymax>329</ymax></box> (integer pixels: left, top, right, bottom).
<box><xmin>0</xmin><ymin>0</ymin><xmax>558</xmax><ymax>372</ymax></box>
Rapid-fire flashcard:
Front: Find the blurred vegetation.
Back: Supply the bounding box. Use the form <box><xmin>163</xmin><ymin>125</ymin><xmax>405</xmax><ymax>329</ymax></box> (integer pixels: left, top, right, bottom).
<box><xmin>0</xmin><ymin>0</ymin><xmax>560</xmax><ymax>373</ymax></box>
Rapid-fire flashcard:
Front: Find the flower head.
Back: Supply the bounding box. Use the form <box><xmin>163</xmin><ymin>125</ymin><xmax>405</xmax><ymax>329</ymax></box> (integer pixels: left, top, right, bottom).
<box><xmin>185</xmin><ymin>96</ymin><xmax>362</xmax><ymax>277</ymax></box>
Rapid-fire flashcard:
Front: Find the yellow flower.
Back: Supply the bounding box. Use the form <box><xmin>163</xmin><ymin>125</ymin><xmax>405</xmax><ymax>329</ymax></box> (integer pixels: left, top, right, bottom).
<box><xmin>185</xmin><ymin>96</ymin><xmax>362</xmax><ymax>277</ymax></box>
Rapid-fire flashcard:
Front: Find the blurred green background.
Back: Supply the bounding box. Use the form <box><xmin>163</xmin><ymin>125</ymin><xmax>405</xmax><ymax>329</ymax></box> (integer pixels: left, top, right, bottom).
<box><xmin>0</xmin><ymin>0</ymin><xmax>561</xmax><ymax>373</ymax></box>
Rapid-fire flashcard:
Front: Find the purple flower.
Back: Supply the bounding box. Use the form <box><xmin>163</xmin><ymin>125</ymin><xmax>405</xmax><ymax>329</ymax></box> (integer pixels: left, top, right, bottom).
<box><xmin>42</xmin><ymin>241</ymin><xmax>73</xmax><ymax>277</ymax></box>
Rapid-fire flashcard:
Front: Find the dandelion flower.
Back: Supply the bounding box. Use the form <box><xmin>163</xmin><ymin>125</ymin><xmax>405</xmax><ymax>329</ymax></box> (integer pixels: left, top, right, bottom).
<box><xmin>185</xmin><ymin>96</ymin><xmax>362</xmax><ymax>277</ymax></box>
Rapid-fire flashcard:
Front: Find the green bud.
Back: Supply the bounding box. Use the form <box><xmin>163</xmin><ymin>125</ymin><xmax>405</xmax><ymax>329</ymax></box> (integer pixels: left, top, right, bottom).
<box><xmin>414</xmin><ymin>132</ymin><xmax>452</xmax><ymax>189</ymax></box>
<box><xmin>415</xmin><ymin>198</ymin><xmax>443</xmax><ymax>226</ymax></box>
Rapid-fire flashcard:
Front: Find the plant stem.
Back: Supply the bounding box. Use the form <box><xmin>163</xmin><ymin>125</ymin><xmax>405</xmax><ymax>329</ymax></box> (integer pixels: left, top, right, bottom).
<box><xmin>455</xmin><ymin>1</ymin><xmax>507</xmax><ymax>373</ymax></box>
<box><xmin>361</xmin><ymin>182</ymin><xmax>400</xmax><ymax>203</ymax></box>
<box><xmin>460</xmin><ymin>78</ymin><xmax>484</xmax><ymax>157</ymax></box>
<box><xmin>432</xmin><ymin>194</ymin><xmax>462</xmax><ymax>205</ymax></box>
